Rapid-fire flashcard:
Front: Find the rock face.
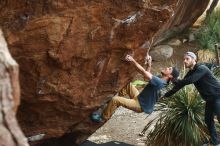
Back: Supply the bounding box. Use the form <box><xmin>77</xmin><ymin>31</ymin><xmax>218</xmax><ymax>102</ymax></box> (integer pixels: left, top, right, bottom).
<box><xmin>0</xmin><ymin>0</ymin><xmax>209</xmax><ymax>146</ymax></box>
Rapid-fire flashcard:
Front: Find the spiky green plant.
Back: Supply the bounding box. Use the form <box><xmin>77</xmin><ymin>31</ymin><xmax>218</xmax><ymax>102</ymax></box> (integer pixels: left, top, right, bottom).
<box><xmin>196</xmin><ymin>10</ymin><xmax>220</xmax><ymax>50</ymax></box>
<box><xmin>212</xmin><ymin>66</ymin><xmax>220</xmax><ymax>80</ymax></box>
<box><xmin>145</xmin><ymin>85</ymin><xmax>209</xmax><ymax>146</ymax></box>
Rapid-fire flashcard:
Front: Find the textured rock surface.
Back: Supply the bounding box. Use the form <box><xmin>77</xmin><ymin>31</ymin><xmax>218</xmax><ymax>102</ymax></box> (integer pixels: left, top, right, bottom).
<box><xmin>168</xmin><ymin>39</ymin><xmax>182</xmax><ymax>46</ymax></box>
<box><xmin>0</xmin><ymin>0</ymin><xmax>209</xmax><ymax>146</ymax></box>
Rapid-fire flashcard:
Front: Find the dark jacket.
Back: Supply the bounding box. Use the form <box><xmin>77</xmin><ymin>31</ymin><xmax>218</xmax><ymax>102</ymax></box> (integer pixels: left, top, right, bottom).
<box><xmin>164</xmin><ymin>63</ymin><xmax>220</xmax><ymax>101</ymax></box>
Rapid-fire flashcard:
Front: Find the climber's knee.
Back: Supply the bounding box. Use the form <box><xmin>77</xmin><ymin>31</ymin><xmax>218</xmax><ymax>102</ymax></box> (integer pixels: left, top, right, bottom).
<box><xmin>112</xmin><ymin>96</ymin><xmax>119</xmax><ymax>101</ymax></box>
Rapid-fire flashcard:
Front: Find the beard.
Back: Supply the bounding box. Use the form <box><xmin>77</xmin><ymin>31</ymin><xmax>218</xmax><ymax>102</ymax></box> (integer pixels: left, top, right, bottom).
<box><xmin>185</xmin><ymin>62</ymin><xmax>194</xmax><ymax>68</ymax></box>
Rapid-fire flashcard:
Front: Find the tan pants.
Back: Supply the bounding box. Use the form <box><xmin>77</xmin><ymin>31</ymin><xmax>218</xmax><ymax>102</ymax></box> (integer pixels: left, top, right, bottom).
<box><xmin>102</xmin><ymin>83</ymin><xmax>142</xmax><ymax>120</ymax></box>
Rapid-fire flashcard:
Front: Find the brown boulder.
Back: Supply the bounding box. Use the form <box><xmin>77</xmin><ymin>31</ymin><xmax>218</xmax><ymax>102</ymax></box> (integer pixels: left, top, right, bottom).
<box><xmin>0</xmin><ymin>0</ymin><xmax>209</xmax><ymax>145</ymax></box>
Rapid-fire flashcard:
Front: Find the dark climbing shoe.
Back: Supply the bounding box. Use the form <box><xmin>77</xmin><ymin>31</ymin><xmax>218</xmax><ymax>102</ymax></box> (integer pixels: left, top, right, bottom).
<box><xmin>90</xmin><ymin>113</ymin><xmax>104</xmax><ymax>123</ymax></box>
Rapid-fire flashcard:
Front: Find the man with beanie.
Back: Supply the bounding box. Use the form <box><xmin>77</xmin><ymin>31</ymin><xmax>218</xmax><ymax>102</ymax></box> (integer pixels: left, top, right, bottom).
<box><xmin>163</xmin><ymin>51</ymin><xmax>220</xmax><ymax>146</ymax></box>
<box><xmin>91</xmin><ymin>54</ymin><xmax>179</xmax><ymax>123</ymax></box>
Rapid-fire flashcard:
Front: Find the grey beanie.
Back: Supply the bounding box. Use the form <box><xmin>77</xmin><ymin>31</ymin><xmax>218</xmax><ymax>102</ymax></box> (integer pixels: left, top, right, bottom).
<box><xmin>185</xmin><ymin>51</ymin><xmax>197</xmax><ymax>60</ymax></box>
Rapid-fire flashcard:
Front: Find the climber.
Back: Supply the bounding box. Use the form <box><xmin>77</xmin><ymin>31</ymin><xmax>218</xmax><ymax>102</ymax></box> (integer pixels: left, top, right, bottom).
<box><xmin>91</xmin><ymin>54</ymin><xmax>179</xmax><ymax>123</ymax></box>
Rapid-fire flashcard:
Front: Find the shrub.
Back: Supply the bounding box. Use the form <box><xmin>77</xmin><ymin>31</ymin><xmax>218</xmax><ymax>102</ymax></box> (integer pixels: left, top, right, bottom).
<box><xmin>145</xmin><ymin>85</ymin><xmax>209</xmax><ymax>146</ymax></box>
<box><xmin>196</xmin><ymin>10</ymin><xmax>220</xmax><ymax>50</ymax></box>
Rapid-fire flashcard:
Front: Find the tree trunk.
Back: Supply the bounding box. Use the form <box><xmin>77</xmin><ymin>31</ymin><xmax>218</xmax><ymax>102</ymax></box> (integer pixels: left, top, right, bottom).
<box><xmin>206</xmin><ymin>0</ymin><xmax>219</xmax><ymax>18</ymax></box>
<box><xmin>154</xmin><ymin>9</ymin><xmax>201</xmax><ymax>45</ymax></box>
<box><xmin>153</xmin><ymin>0</ymin><xmax>210</xmax><ymax>46</ymax></box>
<box><xmin>0</xmin><ymin>28</ymin><xmax>29</xmax><ymax>146</ymax></box>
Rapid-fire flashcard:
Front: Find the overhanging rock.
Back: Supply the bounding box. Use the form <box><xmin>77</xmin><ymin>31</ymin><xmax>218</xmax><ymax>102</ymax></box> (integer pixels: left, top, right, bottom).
<box><xmin>0</xmin><ymin>0</ymin><xmax>209</xmax><ymax>145</ymax></box>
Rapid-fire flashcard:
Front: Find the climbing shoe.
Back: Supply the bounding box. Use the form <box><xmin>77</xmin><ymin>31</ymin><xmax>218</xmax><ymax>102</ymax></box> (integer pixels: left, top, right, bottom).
<box><xmin>90</xmin><ymin>113</ymin><xmax>104</xmax><ymax>123</ymax></box>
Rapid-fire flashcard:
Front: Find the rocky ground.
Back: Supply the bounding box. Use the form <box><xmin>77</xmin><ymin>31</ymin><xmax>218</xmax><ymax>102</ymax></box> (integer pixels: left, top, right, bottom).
<box><xmin>82</xmin><ymin>107</ymin><xmax>159</xmax><ymax>146</ymax></box>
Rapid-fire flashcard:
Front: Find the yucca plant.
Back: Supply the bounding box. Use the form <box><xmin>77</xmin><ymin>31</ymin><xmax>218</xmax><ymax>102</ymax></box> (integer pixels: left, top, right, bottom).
<box><xmin>211</xmin><ymin>66</ymin><xmax>220</xmax><ymax>132</ymax></box>
<box><xmin>212</xmin><ymin>66</ymin><xmax>220</xmax><ymax>80</ymax></box>
<box><xmin>145</xmin><ymin>85</ymin><xmax>209</xmax><ymax>146</ymax></box>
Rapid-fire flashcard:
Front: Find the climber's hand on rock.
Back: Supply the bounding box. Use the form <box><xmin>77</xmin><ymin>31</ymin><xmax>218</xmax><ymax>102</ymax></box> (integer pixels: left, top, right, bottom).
<box><xmin>125</xmin><ymin>55</ymin><xmax>135</xmax><ymax>62</ymax></box>
<box><xmin>145</xmin><ymin>55</ymin><xmax>152</xmax><ymax>65</ymax></box>
<box><xmin>147</xmin><ymin>56</ymin><xmax>152</xmax><ymax>64</ymax></box>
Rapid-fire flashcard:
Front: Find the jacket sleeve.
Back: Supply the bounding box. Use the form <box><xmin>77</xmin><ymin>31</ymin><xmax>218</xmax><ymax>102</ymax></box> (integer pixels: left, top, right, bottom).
<box><xmin>164</xmin><ymin>82</ymin><xmax>184</xmax><ymax>97</ymax></box>
<box><xmin>164</xmin><ymin>65</ymin><xmax>207</xmax><ymax>97</ymax></box>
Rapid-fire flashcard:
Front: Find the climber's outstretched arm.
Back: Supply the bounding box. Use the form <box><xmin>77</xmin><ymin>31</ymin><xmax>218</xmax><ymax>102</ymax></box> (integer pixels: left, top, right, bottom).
<box><xmin>125</xmin><ymin>55</ymin><xmax>152</xmax><ymax>81</ymax></box>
